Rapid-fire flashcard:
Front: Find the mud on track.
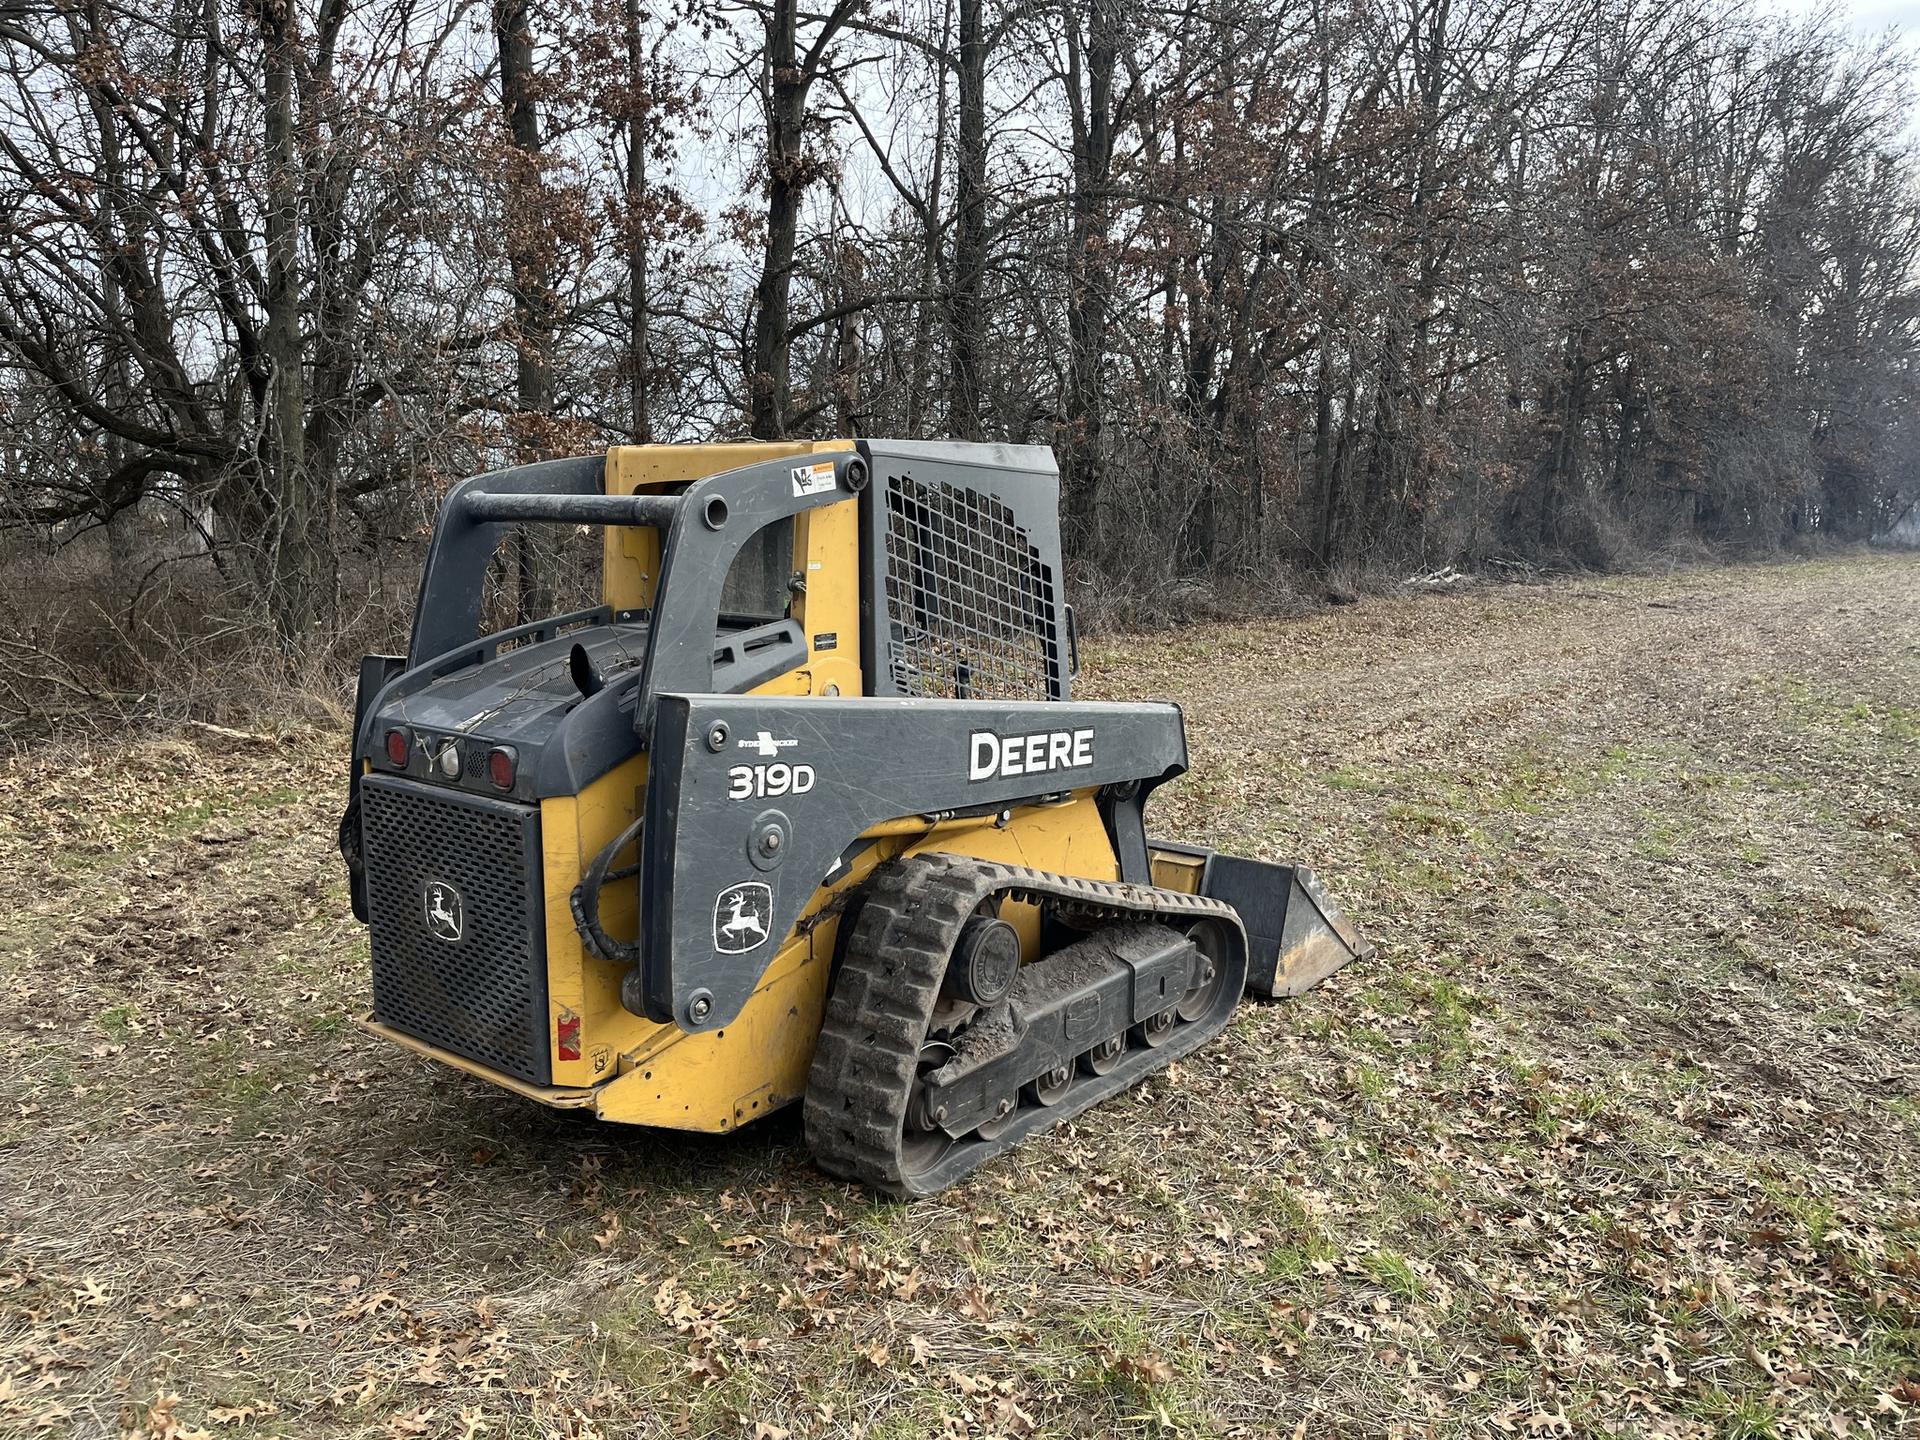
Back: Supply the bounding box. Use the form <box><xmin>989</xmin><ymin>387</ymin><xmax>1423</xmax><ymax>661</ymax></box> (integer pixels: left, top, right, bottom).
<box><xmin>3</xmin><ymin>553</ymin><xmax>1917</xmax><ymax>1438</ymax></box>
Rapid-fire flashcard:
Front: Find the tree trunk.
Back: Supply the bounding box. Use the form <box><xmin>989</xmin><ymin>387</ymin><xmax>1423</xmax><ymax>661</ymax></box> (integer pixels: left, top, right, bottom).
<box><xmin>1060</xmin><ymin>0</ymin><xmax>1116</xmax><ymax>556</ymax></box>
<box><xmin>1304</xmin><ymin>5</ymin><xmax>1341</xmax><ymax>572</ymax></box>
<box><xmin>496</xmin><ymin>0</ymin><xmax>552</xmax><ymax>617</ymax></box>
<box><xmin>748</xmin><ymin>0</ymin><xmax>806</xmax><ymax>439</ymax></box>
<box><xmin>80</xmin><ymin>35</ymin><xmax>141</xmax><ymax>589</ymax></box>
<box><xmin>259</xmin><ymin>0</ymin><xmax>312</xmax><ymax>643</ymax></box>
<box><xmin>946</xmin><ymin>0</ymin><xmax>988</xmax><ymax>441</ymax></box>
<box><xmin>1313</xmin><ymin>332</ymin><xmax>1337</xmax><ymax>564</ymax></box>
<box><xmin>624</xmin><ymin>0</ymin><xmax>653</xmax><ymax>443</ymax></box>
<box><xmin>497</xmin><ymin>0</ymin><xmax>553</xmax><ymax>436</ymax></box>
<box><xmin>906</xmin><ymin>0</ymin><xmax>951</xmax><ymax>438</ymax></box>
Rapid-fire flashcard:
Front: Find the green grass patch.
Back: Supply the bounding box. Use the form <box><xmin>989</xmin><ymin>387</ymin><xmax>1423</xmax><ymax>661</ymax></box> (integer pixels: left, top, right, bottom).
<box><xmin>95</xmin><ymin>1003</ymin><xmax>138</xmax><ymax>1041</ymax></box>
<box><xmin>1757</xmin><ymin>1177</ymin><xmax>1839</xmax><ymax>1247</ymax></box>
<box><xmin>1362</xmin><ymin>1246</ymin><xmax>1427</xmax><ymax>1303</ymax></box>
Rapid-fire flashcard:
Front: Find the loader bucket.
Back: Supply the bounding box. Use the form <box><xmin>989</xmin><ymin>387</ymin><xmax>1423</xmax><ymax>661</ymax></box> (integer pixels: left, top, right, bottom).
<box><xmin>1150</xmin><ymin>845</ymin><xmax>1373</xmax><ymax>998</ymax></box>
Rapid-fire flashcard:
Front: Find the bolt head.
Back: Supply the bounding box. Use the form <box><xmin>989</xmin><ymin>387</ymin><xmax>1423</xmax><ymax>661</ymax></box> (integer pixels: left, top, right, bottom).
<box><xmin>759</xmin><ymin>830</ymin><xmax>782</xmax><ymax>854</ymax></box>
<box><xmin>689</xmin><ymin>995</ymin><xmax>712</xmax><ymax>1021</ymax></box>
<box><xmin>705</xmin><ymin>722</ymin><xmax>729</xmax><ymax>752</ymax></box>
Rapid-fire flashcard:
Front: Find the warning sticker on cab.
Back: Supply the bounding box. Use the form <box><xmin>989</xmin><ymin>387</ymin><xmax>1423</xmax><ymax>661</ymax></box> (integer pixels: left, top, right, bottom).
<box><xmin>791</xmin><ymin>461</ymin><xmax>837</xmax><ymax>497</ymax></box>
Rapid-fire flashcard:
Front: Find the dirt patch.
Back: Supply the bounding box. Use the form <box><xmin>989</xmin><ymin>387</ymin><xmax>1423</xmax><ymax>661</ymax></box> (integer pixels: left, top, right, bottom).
<box><xmin>3</xmin><ymin>554</ymin><xmax>1917</xmax><ymax>1438</ymax></box>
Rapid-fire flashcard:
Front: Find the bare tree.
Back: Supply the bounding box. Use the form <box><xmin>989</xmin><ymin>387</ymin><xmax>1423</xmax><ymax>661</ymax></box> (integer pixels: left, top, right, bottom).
<box><xmin>744</xmin><ymin>0</ymin><xmax>864</xmax><ymax>438</ymax></box>
<box><xmin>4</xmin><ymin>0</ymin><xmax>1918</xmax><ymax>649</ymax></box>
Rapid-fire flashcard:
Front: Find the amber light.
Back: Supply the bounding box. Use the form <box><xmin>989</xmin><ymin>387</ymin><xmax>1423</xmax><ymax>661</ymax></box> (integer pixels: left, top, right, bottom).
<box><xmin>487</xmin><ymin>747</ymin><xmax>516</xmax><ymax>789</ymax></box>
<box><xmin>384</xmin><ymin>728</ymin><xmax>410</xmax><ymax>766</ymax></box>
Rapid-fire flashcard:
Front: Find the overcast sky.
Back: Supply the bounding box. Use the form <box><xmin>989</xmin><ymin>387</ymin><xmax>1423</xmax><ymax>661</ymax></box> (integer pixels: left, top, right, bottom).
<box><xmin>1838</xmin><ymin>0</ymin><xmax>1920</xmax><ymax>28</ymax></box>
<box><xmin>1791</xmin><ymin>0</ymin><xmax>1920</xmax><ymax>34</ymax></box>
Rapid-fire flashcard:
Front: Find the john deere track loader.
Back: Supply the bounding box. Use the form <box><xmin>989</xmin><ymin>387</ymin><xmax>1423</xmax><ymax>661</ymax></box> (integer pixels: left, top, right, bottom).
<box><xmin>340</xmin><ymin>441</ymin><xmax>1368</xmax><ymax>1196</ymax></box>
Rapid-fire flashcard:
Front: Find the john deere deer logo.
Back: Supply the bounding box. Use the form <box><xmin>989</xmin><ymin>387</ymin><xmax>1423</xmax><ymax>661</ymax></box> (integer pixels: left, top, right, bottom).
<box><xmin>424</xmin><ymin>880</ymin><xmax>464</xmax><ymax>943</ymax></box>
<box><xmin>712</xmin><ymin>882</ymin><xmax>772</xmax><ymax>954</ymax></box>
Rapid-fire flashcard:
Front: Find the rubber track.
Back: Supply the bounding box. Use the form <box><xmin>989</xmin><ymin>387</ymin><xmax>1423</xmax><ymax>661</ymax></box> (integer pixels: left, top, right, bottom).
<box><xmin>803</xmin><ymin>854</ymin><xmax>1247</xmax><ymax>1197</ymax></box>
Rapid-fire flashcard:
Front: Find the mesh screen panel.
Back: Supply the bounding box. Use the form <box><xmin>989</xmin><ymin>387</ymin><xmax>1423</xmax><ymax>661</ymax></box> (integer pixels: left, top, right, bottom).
<box><xmin>362</xmin><ymin>777</ymin><xmax>551</xmax><ymax>1084</ymax></box>
<box><xmin>882</xmin><ymin>474</ymin><xmax>1060</xmax><ymax>700</ymax></box>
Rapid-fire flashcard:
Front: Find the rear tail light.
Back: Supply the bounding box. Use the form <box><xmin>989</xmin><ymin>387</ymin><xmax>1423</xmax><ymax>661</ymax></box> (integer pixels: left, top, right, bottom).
<box><xmin>487</xmin><ymin>747</ymin><xmax>517</xmax><ymax>790</ymax></box>
<box><xmin>384</xmin><ymin>728</ymin><xmax>410</xmax><ymax>767</ymax></box>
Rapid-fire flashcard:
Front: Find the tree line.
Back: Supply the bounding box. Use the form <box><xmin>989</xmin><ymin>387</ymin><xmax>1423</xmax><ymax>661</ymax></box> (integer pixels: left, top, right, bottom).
<box><xmin>3</xmin><ymin>0</ymin><xmax>1917</xmax><ymax>645</ymax></box>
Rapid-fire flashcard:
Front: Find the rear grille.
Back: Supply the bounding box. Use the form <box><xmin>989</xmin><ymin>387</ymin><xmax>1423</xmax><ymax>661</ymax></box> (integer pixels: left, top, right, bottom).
<box><xmin>882</xmin><ymin>473</ymin><xmax>1061</xmax><ymax>700</ymax></box>
<box><xmin>361</xmin><ymin>776</ymin><xmax>551</xmax><ymax>1085</ymax></box>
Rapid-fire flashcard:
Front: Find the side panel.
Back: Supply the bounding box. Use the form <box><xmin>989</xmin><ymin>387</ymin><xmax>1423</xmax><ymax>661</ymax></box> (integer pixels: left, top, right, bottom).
<box><xmin>539</xmin><ymin>756</ymin><xmax>660</xmax><ymax>1089</ymax></box>
<box><xmin>638</xmin><ymin>694</ymin><xmax>1189</xmax><ymax>1030</ymax></box>
<box><xmin>591</xmin><ymin>795</ymin><xmax>1120</xmax><ymax>1132</ymax></box>
<box><xmin>593</xmin><ymin>923</ymin><xmax>835</xmax><ymax>1130</ymax></box>
<box><xmin>791</xmin><ymin>498</ymin><xmax>864</xmax><ymax>700</ymax></box>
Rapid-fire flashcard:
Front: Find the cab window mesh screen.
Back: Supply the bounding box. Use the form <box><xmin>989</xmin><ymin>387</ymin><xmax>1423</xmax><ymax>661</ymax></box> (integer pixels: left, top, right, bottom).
<box><xmin>883</xmin><ymin>474</ymin><xmax>1059</xmax><ymax>700</ymax></box>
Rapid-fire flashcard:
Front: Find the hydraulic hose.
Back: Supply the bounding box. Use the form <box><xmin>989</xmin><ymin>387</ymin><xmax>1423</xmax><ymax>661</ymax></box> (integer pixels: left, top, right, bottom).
<box><xmin>569</xmin><ymin>815</ymin><xmax>645</xmax><ymax>965</ymax></box>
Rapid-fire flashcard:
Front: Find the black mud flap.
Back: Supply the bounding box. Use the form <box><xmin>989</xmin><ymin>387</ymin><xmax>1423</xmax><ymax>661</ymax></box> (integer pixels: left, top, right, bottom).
<box><xmin>1151</xmin><ymin>843</ymin><xmax>1373</xmax><ymax>998</ymax></box>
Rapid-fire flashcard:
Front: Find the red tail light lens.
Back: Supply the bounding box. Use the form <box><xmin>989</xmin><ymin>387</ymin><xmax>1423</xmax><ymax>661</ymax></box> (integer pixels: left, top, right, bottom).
<box><xmin>384</xmin><ymin>728</ymin><xmax>410</xmax><ymax>766</ymax></box>
<box><xmin>487</xmin><ymin>746</ymin><xmax>517</xmax><ymax>790</ymax></box>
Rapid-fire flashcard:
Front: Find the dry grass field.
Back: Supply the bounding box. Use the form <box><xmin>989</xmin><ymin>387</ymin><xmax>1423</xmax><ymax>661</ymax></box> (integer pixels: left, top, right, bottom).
<box><xmin>3</xmin><ymin>553</ymin><xmax>1917</xmax><ymax>1439</ymax></box>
